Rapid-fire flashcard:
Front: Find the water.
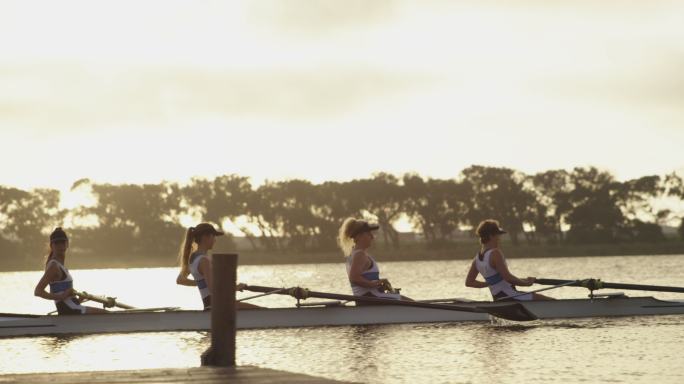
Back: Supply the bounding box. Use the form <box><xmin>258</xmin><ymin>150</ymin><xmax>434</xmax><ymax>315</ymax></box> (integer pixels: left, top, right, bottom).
<box><xmin>1</xmin><ymin>255</ymin><xmax>683</xmax><ymax>383</ymax></box>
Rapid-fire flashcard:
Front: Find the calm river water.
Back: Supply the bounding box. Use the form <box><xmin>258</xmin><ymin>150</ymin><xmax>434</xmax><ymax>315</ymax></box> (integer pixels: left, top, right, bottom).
<box><xmin>1</xmin><ymin>255</ymin><xmax>683</xmax><ymax>383</ymax></box>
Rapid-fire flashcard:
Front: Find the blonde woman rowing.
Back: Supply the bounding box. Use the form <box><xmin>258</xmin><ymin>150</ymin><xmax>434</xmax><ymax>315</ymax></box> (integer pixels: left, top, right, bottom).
<box><xmin>338</xmin><ymin>218</ymin><xmax>412</xmax><ymax>304</ymax></box>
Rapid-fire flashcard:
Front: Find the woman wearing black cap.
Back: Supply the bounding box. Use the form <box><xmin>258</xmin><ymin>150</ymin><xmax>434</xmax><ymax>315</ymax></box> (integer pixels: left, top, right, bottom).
<box><xmin>34</xmin><ymin>227</ymin><xmax>108</xmax><ymax>314</ymax></box>
<box><xmin>465</xmin><ymin>219</ymin><xmax>553</xmax><ymax>301</ymax></box>
<box><xmin>338</xmin><ymin>218</ymin><xmax>412</xmax><ymax>304</ymax></box>
<box><xmin>176</xmin><ymin>223</ymin><xmax>258</xmax><ymax>310</ymax></box>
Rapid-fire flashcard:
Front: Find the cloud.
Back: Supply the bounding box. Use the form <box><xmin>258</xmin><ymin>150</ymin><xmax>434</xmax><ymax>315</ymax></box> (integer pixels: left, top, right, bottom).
<box><xmin>0</xmin><ymin>64</ymin><xmax>435</xmax><ymax>132</ymax></box>
<box><xmin>247</xmin><ymin>0</ymin><xmax>398</xmax><ymax>34</ymax></box>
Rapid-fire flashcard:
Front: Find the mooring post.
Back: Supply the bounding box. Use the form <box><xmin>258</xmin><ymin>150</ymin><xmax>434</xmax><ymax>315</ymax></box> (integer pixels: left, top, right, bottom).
<box><xmin>201</xmin><ymin>253</ymin><xmax>237</xmax><ymax>367</ymax></box>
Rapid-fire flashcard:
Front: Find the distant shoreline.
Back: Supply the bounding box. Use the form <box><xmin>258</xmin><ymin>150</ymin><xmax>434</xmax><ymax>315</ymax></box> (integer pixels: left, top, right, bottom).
<box><xmin>2</xmin><ymin>241</ymin><xmax>683</xmax><ymax>272</ymax></box>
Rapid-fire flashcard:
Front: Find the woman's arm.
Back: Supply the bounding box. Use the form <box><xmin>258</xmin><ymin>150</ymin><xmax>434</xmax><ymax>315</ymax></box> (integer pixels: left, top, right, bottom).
<box><xmin>465</xmin><ymin>260</ymin><xmax>488</xmax><ymax>288</ymax></box>
<box><xmin>490</xmin><ymin>250</ymin><xmax>534</xmax><ymax>286</ymax></box>
<box><xmin>348</xmin><ymin>251</ymin><xmax>382</xmax><ymax>289</ymax></box>
<box><xmin>176</xmin><ymin>269</ymin><xmax>197</xmax><ymax>286</ymax></box>
<box><xmin>34</xmin><ymin>265</ymin><xmax>72</xmax><ymax>301</ymax></box>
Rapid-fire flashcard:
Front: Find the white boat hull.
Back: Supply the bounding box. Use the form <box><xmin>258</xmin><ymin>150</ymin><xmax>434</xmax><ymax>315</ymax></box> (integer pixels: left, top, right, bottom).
<box><xmin>1</xmin><ymin>296</ymin><xmax>682</xmax><ymax>338</ymax></box>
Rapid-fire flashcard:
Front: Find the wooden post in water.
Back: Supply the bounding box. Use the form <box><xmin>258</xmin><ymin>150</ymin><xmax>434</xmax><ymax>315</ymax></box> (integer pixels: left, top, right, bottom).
<box><xmin>201</xmin><ymin>253</ymin><xmax>237</xmax><ymax>367</ymax></box>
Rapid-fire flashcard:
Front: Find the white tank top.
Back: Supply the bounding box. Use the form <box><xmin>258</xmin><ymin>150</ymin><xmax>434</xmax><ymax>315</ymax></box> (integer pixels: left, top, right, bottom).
<box><xmin>46</xmin><ymin>259</ymin><xmax>76</xmax><ymax>303</ymax></box>
<box><xmin>189</xmin><ymin>252</ymin><xmax>211</xmax><ymax>300</ymax></box>
<box><xmin>346</xmin><ymin>249</ymin><xmax>401</xmax><ymax>299</ymax></box>
<box><xmin>473</xmin><ymin>249</ymin><xmax>514</xmax><ymax>296</ymax></box>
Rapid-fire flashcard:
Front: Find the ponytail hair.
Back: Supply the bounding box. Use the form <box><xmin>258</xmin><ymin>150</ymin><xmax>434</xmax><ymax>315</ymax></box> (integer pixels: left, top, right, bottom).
<box><xmin>337</xmin><ymin>218</ymin><xmax>364</xmax><ymax>256</ymax></box>
<box><xmin>44</xmin><ymin>246</ymin><xmax>53</xmax><ymax>266</ymax></box>
<box><xmin>178</xmin><ymin>227</ymin><xmax>197</xmax><ymax>273</ymax></box>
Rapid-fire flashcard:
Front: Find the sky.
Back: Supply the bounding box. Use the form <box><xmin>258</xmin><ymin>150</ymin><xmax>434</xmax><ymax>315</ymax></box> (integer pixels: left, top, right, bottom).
<box><xmin>2</xmin><ymin>0</ymin><xmax>683</xmax><ymax>202</ymax></box>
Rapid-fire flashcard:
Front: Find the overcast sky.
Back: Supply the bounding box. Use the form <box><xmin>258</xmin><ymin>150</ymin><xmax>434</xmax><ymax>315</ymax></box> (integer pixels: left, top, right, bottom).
<box><xmin>2</xmin><ymin>0</ymin><xmax>683</xmax><ymax>198</ymax></box>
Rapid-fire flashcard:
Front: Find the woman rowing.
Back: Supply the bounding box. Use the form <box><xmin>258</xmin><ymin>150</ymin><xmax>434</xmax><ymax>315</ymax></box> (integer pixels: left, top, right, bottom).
<box><xmin>176</xmin><ymin>223</ymin><xmax>259</xmax><ymax>310</ymax></box>
<box><xmin>465</xmin><ymin>219</ymin><xmax>554</xmax><ymax>301</ymax></box>
<box><xmin>338</xmin><ymin>218</ymin><xmax>412</xmax><ymax>304</ymax></box>
<box><xmin>34</xmin><ymin>227</ymin><xmax>108</xmax><ymax>314</ymax></box>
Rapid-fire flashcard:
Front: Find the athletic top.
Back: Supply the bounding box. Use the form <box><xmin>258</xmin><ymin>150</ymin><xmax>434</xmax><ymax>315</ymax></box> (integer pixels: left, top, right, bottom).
<box><xmin>474</xmin><ymin>249</ymin><xmax>532</xmax><ymax>301</ymax></box>
<box><xmin>46</xmin><ymin>259</ymin><xmax>85</xmax><ymax>314</ymax></box>
<box><xmin>189</xmin><ymin>251</ymin><xmax>211</xmax><ymax>308</ymax></box>
<box><xmin>47</xmin><ymin>259</ymin><xmax>74</xmax><ymax>297</ymax></box>
<box><xmin>346</xmin><ymin>249</ymin><xmax>400</xmax><ymax>299</ymax></box>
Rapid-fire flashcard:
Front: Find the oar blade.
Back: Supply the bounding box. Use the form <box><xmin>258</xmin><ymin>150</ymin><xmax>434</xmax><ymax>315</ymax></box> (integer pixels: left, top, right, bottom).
<box><xmin>476</xmin><ymin>302</ymin><xmax>538</xmax><ymax>322</ymax></box>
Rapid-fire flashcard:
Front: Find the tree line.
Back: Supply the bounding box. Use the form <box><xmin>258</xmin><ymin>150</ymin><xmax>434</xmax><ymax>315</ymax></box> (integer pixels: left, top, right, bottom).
<box><xmin>1</xmin><ymin>165</ymin><xmax>683</xmax><ymax>265</ymax></box>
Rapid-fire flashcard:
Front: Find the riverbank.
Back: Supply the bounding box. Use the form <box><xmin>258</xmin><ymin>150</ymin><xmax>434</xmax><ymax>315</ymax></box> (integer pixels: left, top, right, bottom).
<box><xmin>2</xmin><ymin>240</ymin><xmax>684</xmax><ymax>272</ymax></box>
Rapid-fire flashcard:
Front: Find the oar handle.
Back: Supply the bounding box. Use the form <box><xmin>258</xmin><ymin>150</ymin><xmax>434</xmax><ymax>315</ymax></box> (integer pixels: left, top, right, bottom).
<box><xmin>76</xmin><ymin>291</ymin><xmax>136</xmax><ymax>309</ymax></box>
<box><xmin>535</xmin><ymin>278</ymin><xmax>684</xmax><ymax>293</ymax></box>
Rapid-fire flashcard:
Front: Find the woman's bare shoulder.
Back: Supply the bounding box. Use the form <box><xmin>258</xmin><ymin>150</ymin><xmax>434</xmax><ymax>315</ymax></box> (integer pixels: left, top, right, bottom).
<box><xmin>350</xmin><ymin>249</ymin><xmax>368</xmax><ymax>261</ymax></box>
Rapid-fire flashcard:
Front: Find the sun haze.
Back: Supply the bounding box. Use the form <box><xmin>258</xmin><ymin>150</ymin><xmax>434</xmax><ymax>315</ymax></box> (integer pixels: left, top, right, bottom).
<box><xmin>1</xmin><ymin>0</ymin><xmax>683</xmax><ymax>200</ymax></box>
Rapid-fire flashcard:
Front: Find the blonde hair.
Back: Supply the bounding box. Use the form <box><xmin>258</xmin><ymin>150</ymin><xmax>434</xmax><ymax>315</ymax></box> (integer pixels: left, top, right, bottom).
<box><xmin>337</xmin><ymin>218</ymin><xmax>367</xmax><ymax>256</ymax></box>
<box><xmin>178</xmin><ymin>227</ymin><xmax>198</xmax><ymax>274</ymax></box>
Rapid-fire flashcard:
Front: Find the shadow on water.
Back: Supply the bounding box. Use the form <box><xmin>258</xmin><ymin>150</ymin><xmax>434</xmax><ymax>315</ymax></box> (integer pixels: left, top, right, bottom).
<box><xmin>38</xmin><ymin>334</ymin><xmax>87</xmax><ymax>353</ymax></box>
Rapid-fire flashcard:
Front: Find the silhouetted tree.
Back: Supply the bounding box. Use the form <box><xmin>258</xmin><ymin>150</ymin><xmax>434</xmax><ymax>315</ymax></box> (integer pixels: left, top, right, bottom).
<box><xmin>347</xmin><ymin>174</ymin><xmax>405</xmax><ymax>248</ymax></box>
<box><xmin>460</xmin><ymin>166</ymin><xmax>535</xmax><ymax>245</ymax></box>
<box><xmin>0</xmin><ymin>186</ymin><xmax>63</xmax><ymax>262</ymax></box>
<box><xmin>530</xmin><ymin>170</ymin><xmax>573</xmax><ymax>243</ymax></box>
<box><xmin>312</xmin><ymin>180</ymin><xmax>364</xmax><ymax>250</ymax></box>
<box><xmin>70</xmin><ymin>180</ymin><xmax>184</xmax><ymax>256</ymax></box>
<box><xmin>402</xmin><ymin>174</ymin><xmax>471</xmax><ymax>245</ymax></box>
<box><xmin>2</xmin><ymin>165</ymin><xmax>681</xmax><ymax>271</ymax></box>
<box><xmin>614</xmin><ymin>175</ymin><xmax>665</xmax><ymax>241</ymax></box>
<box><xmin>245</xmin><ymin>180</ymin><xmax>326</xmax><ymax>251</ymax></box>
<box><xmin>184</xmin><ymin>175</ymin><xmax>251</xmax><ymax>227</ymax></box>
<box><xmin>564</xmin><ymin>167</ymin><xmax>626</xmax><ymax>243</ymax></box>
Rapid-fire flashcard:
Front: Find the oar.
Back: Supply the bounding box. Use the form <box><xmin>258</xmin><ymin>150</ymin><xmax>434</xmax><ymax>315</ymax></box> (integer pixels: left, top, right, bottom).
<box><xmin>494</xmin><ymin>280</ymin><xmax>578</xmax><ymax>301</ymax></box>
<box><xmin>76</xmin><ymin>291</ymin><xmax>136</xmax><ymax>309</ymax></box>
<box><xmin>243</xmin><ymin>285</ymin><xmax>538</xmax><ymax>322</ymax></box>
<box><xmin>116</xmin><ymin>307</ymin><xmax>181</xmax><ymax>313</ymax></box>
<box><xmin>237</xmin><ymin>287</ymin><xmax>290</xmax><ymax>302</ymax></box>
<box><xmin>535</xmin><ymin>278</ymin><xmax>684</xmax><ymax>293</ymax></box>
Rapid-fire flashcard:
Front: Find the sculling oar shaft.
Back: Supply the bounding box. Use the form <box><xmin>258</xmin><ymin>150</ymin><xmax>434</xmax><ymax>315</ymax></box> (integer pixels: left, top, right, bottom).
<box><xmin>535</xmin><ymin>279</ymin><xmax>684</xmax><ymax>293</ymax></box>
<box><xmin>495</xmin><ymin>280</ymin><xmax>578</xmax><ymax>301</ymax></box>
<box><xmin>237</xmin><ymin>288</ymin><xmax>289</xmax><ymax>302</ymax></box>
<box><xmin>76</xmin><ymin>291</ymin><xmax>136</xmax><ymax>309</ymax></box>
<box><xmin>244</xmin><ymin>285</ymin><xmax>537</xmax><ymax>321</ymax></box>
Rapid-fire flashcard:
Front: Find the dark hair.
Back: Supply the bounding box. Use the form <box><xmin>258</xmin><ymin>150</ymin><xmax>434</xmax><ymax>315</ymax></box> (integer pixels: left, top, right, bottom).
<box><xmin>46</xmin><ymin>227</ymin><xmax>69</xmax><ymax>265</ymax></box>
<box><xmin>50</xmin><ymin>227</ymin><xmax>69</xmax><ymax>243</ymax></box>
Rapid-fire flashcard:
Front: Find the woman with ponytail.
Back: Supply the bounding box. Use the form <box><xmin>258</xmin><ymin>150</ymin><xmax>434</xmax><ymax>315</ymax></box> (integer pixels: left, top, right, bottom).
<box><xmin>34</xmin><ymin>227</ymin><xmax>108</xmax><ymax>314</ymax></box>
<box><xmin>176</xmin><ymin>223</ymin><xmax>258</xmax><ymax>310</ymax></box>
<box><xmin>338</xmin><ymin>218</ymin><xmax>412</xmax><ymax>304</ymax></box>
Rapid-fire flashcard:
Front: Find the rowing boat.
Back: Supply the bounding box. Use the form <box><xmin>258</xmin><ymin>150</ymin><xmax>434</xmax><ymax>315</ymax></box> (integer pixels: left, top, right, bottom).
<box><xmin>1</xmin><ymin>295</ymin><xmax>682</xmax><ymax>338</ymax></box>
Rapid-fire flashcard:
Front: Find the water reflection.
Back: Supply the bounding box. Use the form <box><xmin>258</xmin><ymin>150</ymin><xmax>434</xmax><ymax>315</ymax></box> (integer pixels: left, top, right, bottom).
<box><xmin>39</xmin><ymin>335</ymin><xmax>86</xmax><ymax>354</ymax></box>
<box><xmin>1</xmin><ymin>256</ymin><xmax>683</xmax><ymax>383</ymax></box>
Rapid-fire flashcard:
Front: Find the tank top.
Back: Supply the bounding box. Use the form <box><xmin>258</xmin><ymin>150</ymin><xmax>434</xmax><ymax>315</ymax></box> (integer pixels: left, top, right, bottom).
<box><xmin>47</xmin><ymin>259</ymin><xmax>75</xmax><ymax>298</ymax></box>
<box><xmin>473</xmin><ymin>248</ymin><xmax>515</xmax><ymax>297</ymax></box>
<box><xmin>189</xmin><ymin>251</ymin><xmax>211</xmax><ymax>308</ymax></box>
<box><xmin>45</xmin><ymin>258</ymin><xmax>86</xmax><ymax>314</ymax></box>
<box><xmin>346</xmin><ymin>249</ymin><xmax>400</xmax><ymax>299</ymax></box>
